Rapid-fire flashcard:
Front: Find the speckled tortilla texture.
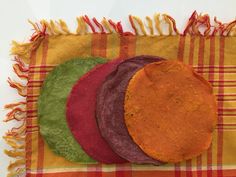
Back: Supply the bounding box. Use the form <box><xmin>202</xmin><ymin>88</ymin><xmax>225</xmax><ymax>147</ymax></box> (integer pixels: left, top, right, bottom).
<box><xmin>124</xmin><ymin>60</ymin><xmax>218</xmax><ymax>163</ymax></box>
<box><xmin>66</xmin><ymin>59</ymin><xmax>127</xmax><ymax>164</ymax></box>
<box><xmin>96</xmin><ymin>56</ymin><xmax>163</xmax><ymax>164</ymax></box>
<box><xmin>38</xmin><ymin>57</ymin><xmax>107</xmax><ymax>162</ymax></box>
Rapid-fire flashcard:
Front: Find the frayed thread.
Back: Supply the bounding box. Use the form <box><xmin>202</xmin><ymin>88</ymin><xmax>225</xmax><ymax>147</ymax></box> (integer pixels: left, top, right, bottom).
<box><xmin>5</xmin><ymin>11</ymin><xmax>236</xmax><ymax>177</ymax></box>
<box><xmin>7</xmin><ymin>78</ymin><xmax>27</xmax><ymax>97</ymax></box>
<box><xmin>40</xmin><ymin>13</ymin><xmax>236</xmax><ymax>36</ymax></box>
<box><xmin>183</xmin><ymin>11</ymin><xmax>236</xmax><ymax>36</ymax></box>
<box><xmin>4</xmin><ymin>57</ymin><xmax>27</xmax><ymax>177</ymax></box>
<box><xmin>23</xmin><ymin>12</ymin><xmax>205</xmax><ymax>37</ymax></box>
<box><xmin>12</xmin><ymin>12</ymin><xmax>236</xmax><ymax>64</ymax></box>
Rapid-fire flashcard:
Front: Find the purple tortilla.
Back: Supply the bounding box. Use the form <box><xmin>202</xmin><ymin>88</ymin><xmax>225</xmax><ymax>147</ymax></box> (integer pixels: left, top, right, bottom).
<box><xmin>96</xmin><ymin>55</ymin><xmax>164</xmax><ymax>164</ymax></box>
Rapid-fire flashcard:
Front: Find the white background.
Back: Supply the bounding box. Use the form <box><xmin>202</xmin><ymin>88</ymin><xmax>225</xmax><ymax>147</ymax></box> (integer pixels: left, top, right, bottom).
<box><xmin>0</xmin><ymin>0</ymin><xmax>236</xmax><ymax>176</ymax></box>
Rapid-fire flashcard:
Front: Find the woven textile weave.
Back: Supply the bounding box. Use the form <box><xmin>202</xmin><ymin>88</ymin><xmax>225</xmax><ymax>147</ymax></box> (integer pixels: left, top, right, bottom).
<box><xmin>4</xmin><ymin>12</ymin><xmax>236</xmax><ymax>177</ymax></box>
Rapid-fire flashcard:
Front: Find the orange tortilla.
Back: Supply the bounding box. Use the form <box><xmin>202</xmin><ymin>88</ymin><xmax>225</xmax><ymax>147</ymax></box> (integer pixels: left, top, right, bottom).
<box><xmin>124</xmin><ymin>60</ymin><xmax>217</xmax><ymax>163</ymax></box>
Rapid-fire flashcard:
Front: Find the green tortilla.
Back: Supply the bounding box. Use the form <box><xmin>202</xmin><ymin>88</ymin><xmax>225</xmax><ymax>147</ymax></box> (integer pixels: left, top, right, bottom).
<box><xmin>38</xmin><ymin>57</ymin><xmax>107</xmax><ymax>162</ymax></box>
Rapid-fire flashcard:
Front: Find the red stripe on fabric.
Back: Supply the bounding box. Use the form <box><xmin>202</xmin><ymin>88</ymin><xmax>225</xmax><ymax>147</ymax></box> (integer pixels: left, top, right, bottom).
<box><xmin>115</xmin><ymin>34</ymin><xmax>136</xmax><ymax>176</ymax></box>
<box><xmin>207</xmin><ymin>36</ymin><xmax>215</xmax><ymax>177</ymax></box>
<box><xmin>115</xmin><ymin>165</ymin><xmax>132</xmax><ymax>177</ymax></box>
<box><xmin>188</xmin><ymin>36</ymin><xmax>195</xmax><ymax>66</ymax></box>
<box><xmin>27</xmin><ymin>109</ymin><xmax>37</xmax><ymax>113</ymax></box>
<box><xmin>27</xmin><ymin>84</ymin><xmax>42</xmax><ymax>87</ymax></box>
<box><xmin>196</xmin><ymin>36</ymin><xmax>205</xmax><ymax>177</ymax></box>
<box><xmin>99</xmin><ymin>34</ymin><xmax>107</xmax><ymax>57</ymax></box>
<box><xmin>174</xmin><ymin>165</ymin><xmax>181</xmax><ymax>177</ymax></box>
<box><xmin>119</xmin><ymin>35</ymin><xmax>136</xmax><ymax>59</ymax></box>
<box><xmin>132</xmin><ymin>170</ymin><xmax>175</xmax><ymax>177</ymax></box>
<box><xmin>218</xmin><ymin>108</ymin><xmax>236</xmax><ymax>112</ymax></box>
<box><xmin>185</xmin><ymin>35</ymin><xmax>196</xmax><ymax>177</ymax></box>
<box><xmin>91</xmin><ymin>34</ymin><xmax>99</xmax><ymax>56</ymax></box>
<box><xmin>178</xmin><ymin>35</ymin><xmax>185</xmax><ymax>61</ymax></box>
<box><xmin>186</xmin><ymin>36</ymin><xmax>195</xmax><ymax>177</ymax></box>
<box><xmin>217</xmin><ymin>127</ymin><xmax>236</xmax><ymax>130</ymax></box>
<box><xmin>86</xmin><ymin>171</ymin><xmax>102</xmax><ymax>177</ymax></box>
<box><xmin>212</xmin><ymin>80</ymin><xmax>236</xmax><ymax>84</ymax></box>
<box><xmin>197</xmin><ymin>37</ymin><xmax>205</xmax><ymax>72</ymax></box>
<box><xmin>212</xmin><ymin>84</ymin><xmax>236</xmax><ymax>87</ymax></box>
<box><xmin>91</xmin><ymin>34</ymin><xmax>107</xmax><ymax>58</ymax></box>
<box><xmin>217</xmin><ymin>94</ymin><xmax>236</xmax><ymax>97</ymax></box>
<box><xmin>27</xmin><ymin>100</ymin><xmax>37</xmax><ymax>103</ymax></box>
<box><xmin>209</xmin><ymin>80</ymin><xmax>236</xmax><ymax>83</ymax></box>
<box><xmin>186</xmin><ymin>160</ymin><xmax>192</xmax><ymax>177</ymax></box>
<box><xmin>217</xmin><ymin>123</ymin><xmax>236</xmax><ymax>126</ymax></box>
<box><xmin>176</xmin><ymin>33</ymin><xmax>186</xmax><ymax>177</ymax></box>
<box><xmin>36</xmin><ymin>37</ymin><xmax>49</xmax><ymax>177</ymax></box>
<box><xmin>26</xmin><ymin>169</ymin><xmax>236</xmax><ymax>177</ymax></box>
<box><xmin>87</xmin><ymin>164</ymin><xmax>102</xmax><ymax>177</ymax></box>
<box><xmin>26</xmin><ymin>48</ymin><xmax>37</xmax><ymax>171</ymax></box>
<box><xmin>89</xmin><ymin>32</ymin><xmax>108</xmax><ymax>177</ymax></box>
<box><xmin>29</xmin><ymin>65</ymin><xmax>55</xmax><ymax>69</ymax></box>
<box><xmin>29</xmin><ymin>70</ymin><xmax>52</xmax><ymax>74</ymax></box>
<box><xmin>218</xmin><ymin>113</ymin><xmax>236</xmax><ymax>116</ymax></box>
<box><xmin>197</xmin><ymin>70</ymin><xmax>236</xmax><ymax>73</ymax></box>
<box><xmin>28</xmin><ymin>80</ymin><xmax>44</xmax><ymax>83</ymax></box>
<box><xmin>193</xmin><ymin>66</ymin><xmax>236</xmax><ymax>69</ymax></box>
<box><xmin>196</xmin><ymin>156</ymin><xmax>202</xmax><ymax>177</ymax></box>
<box><xmin>218</xmin><ymin>98</ymin><xmax>236</xmax><ymax>102</ymax></box>
<box><xmin>27</xmin><ymin>94</ymin><xmax>40</xmax><ymax>98</ymax></box>
<box><xmin>217</xmin><ymin>37</ymin><xmax>225</xmax><ymax>177</ymax></box>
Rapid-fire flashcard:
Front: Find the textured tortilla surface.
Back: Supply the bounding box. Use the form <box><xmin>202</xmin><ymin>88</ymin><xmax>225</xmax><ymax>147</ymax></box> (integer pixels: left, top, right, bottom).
<box><xmin>124</xmin><ymin>60</ymin><xmax>217</xmax><ymax>163</ymax></box>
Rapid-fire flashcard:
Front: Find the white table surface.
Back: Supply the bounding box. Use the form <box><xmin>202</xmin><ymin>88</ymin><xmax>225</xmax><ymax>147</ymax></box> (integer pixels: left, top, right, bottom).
<box><xmin>0</xmin><ymin>0</ymin><xmax>236</xmax><ymax>176</ymax></box>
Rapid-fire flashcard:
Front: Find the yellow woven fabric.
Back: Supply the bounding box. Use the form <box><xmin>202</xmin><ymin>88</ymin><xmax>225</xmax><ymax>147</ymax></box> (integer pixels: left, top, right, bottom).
<box><xmin>5</xmin><ymin>13</ymin><xmax>236</xmax><ymax>177</ymax></box>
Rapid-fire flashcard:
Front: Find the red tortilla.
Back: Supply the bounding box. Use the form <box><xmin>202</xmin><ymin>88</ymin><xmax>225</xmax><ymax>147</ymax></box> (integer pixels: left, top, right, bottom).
<box><xmin>66</xmin><ymin>59</ymin><xmax>127</xmax><ymax>164</ymax></box>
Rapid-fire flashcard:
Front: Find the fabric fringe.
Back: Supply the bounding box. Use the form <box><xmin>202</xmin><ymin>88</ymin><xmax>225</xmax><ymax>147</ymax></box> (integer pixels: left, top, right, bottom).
<box><xmin>4</xmin><ymin>57</ymin><xmax>28</xmax><ymax>177</ymax></box>
<box><xmin>17</xmin><ymin>12</ymin><xmax>236</xmax><ymax>42</ymax></box>
<box><xmin>10</xmin><ymin>12</ymin><xmax>236</xmax><ymax>61</ymax></box>
<box><xmin>5</xmin><ymin>11</ymin><xmax>236</xmax><ymax>176</ymax></box>
<box><xmin>10</xmin><ymin>11</ymin><xmax>236</xmax><ymax>62</ymax></box>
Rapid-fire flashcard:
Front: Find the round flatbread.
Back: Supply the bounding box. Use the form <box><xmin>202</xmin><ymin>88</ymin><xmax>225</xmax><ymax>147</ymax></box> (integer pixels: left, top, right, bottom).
<box><xmin>66</xmin><ymin>59</ymin><xmax>127</xmax><ymax>164</ymax></box>
<box><xmin>96</xmin><ymin>56</ymin><xmax>163</xmax><ymax>164</ymax></box>
<box><xmin>38</xmin><ymin>57</ymin><xmax>107</xmax><ymax>162</ymax></box>
<box><xmin>124</xmin><ymin>60</ymin><xmax>217</xmax><ymax>163</ymax></box>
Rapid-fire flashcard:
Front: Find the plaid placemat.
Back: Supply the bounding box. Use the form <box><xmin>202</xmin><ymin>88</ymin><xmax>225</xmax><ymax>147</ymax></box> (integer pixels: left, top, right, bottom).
<box><xmin>4</xmin><ymin>11</ymin><xmax>236</xmax><ymax>177</ymax></box>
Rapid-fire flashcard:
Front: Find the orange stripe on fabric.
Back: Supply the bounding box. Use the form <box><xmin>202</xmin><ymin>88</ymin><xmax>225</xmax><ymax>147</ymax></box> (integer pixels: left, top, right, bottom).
<box><xmin>36</xmin><ymin>37</ymin><xmax>49</xmax><ymax>177</ymax></box>
<box><xmin>196</xmin><ymin>36</ymin><xmax>205</xmax><ymax>177</ymax></box>
<box><xmin>88</xmin><ymin>33</ymin><xmax>108</xmax><ymax>177</ymax></box>
<box><xmin>26</xmin><ymin>169</ymin><xmax>236</xmax><ymax>177</ymax></box>
<box><xmin>207</xmin><ymin>36</ymin><xmax>215</xmax><ymax>177</ymax></box>
<box><xmin>188</xmin><ymin>36</ymin><xmax>195</xmax><ymax>66</ymax></box>
<box><xmin>185</xmin><ymin>35</ymin><xmax>196</xmax><ymax>177</ymax></box>
<box><xmin>116</xmin><ymin>164</ymin><xmax>132</xmax><ymax>177</ymax></box>
<box><xmin>26</xmin><ymin>47</ymin><xmax>37</xmax><ymax>171</ymax></box>
<box><xmin>87</xmin><ymin>164</ymin><xmax>103</xmax><ymax>177</ymax></box>
<box><xmin>99</xmin><ymin>34</ymin><xmax>107</xmax><ymax>57</ymax></box>
<box><xmin>176</xmin><ymin>35</ymin><xmax>186</xmax><ymax>177</ymax></box>
<box><xmin>91</xmin><ymin>34</ymin><xmax>107</xmax><ymax>57</ymax></box>
<box><xmin>116</xmin><ymin>34</ymin><xmax>136</xmax><ymax>176</ymax></box>
<box><xmin>132</xmin><ymin>170</ymin><xmax>175</xmax><ymax>177</ymax></box>
<box><xmin>178</xmin><ymin>35</ymin><xmax>185</xmax><ymax>61</ymax></box>
<box><xmin>217</xmin><ymin>37</ymin><xmax>225</xmax><ymax>177</ymax></box>
<box><xmin>197</xmin><ymin>37</ymin><xmax>205</xmax><ymax>72</ymax></box>
<box><xmin>119</xmin><ymin>35</ymin><xmax>136</xmax><ymax>59</ymax></box>
<box><xmin>186</xmin><ymin>161</ymin><xmax>192</xmax><ymax>177</ymax></box>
